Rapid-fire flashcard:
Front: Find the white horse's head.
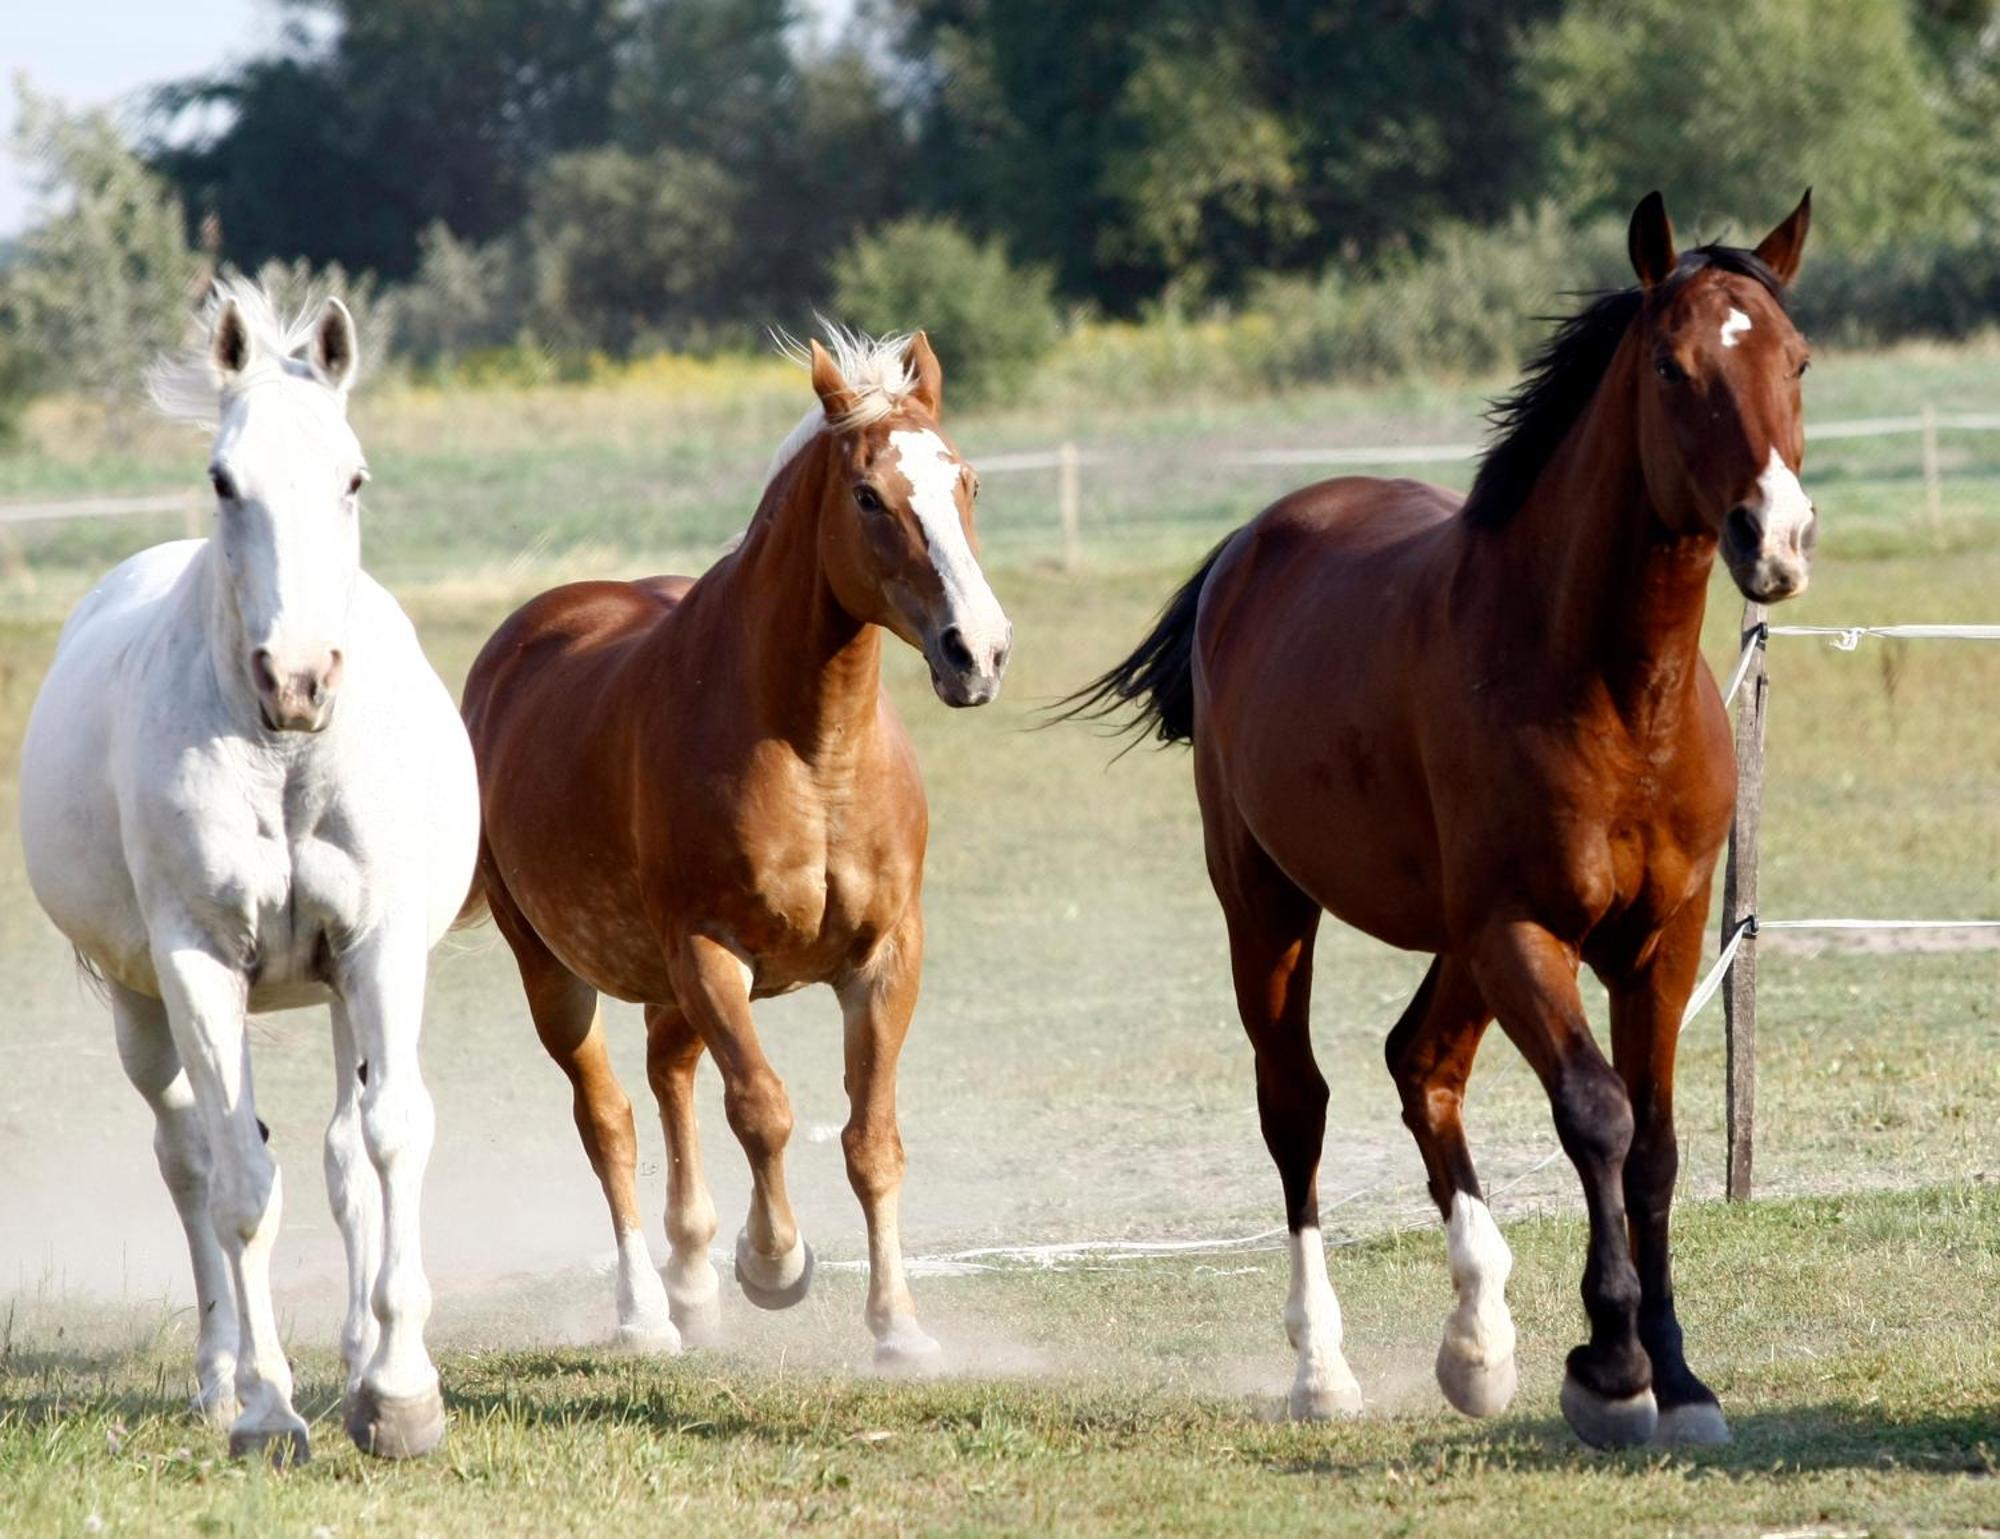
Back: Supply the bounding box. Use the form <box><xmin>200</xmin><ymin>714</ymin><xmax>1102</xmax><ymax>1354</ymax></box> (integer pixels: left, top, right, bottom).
<box><xmin>172</xmin><ymin>282</ymin><xmax>369</xmax><ymax>733</ymax></box>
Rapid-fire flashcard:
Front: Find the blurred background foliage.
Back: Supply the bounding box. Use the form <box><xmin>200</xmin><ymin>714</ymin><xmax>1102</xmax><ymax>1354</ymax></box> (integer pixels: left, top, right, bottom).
<box><xmin>2</xmin><ymin>0</ymin><xmax>1998</xmax><ymax>417</ymax></box>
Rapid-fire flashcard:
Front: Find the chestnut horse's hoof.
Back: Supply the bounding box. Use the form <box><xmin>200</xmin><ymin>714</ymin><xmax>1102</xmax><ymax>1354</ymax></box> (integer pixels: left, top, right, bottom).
<box><xmin>229</xmin><ymin>1421</ymin><xmax>311</xmax><ymax>1467</ymax></box>
<box><xmin>873</xmin><ymin>1319</ymin><xmax>943</xmax><ymax>1374</ymax></box>
<box><xmin>1436</xmin><ymin>1341</ymin><xmax>1517</xmax><ymax>1418</ymax></box>
<box><xmin>734</xmin><ymin>1233</ymin><xmax>815</xmax><ymax>1311</ymax></box>
<box><xmin>1560</xmin><ymin>1372</ymin><xmax>1658</xmax><ymax>1448</ymax></box>
<box><xmin>1651</xmin><ymin>1400</ymin><xmax>1732</xmax><ymax>1447</ymax></box>
<box><xmin>345</xmin><ymin>1381</ymin><xmax>446</xmax><ymax>1460</ymax></box>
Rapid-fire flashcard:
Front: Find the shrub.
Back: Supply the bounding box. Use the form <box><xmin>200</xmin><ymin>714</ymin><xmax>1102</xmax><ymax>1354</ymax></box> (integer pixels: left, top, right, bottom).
<box><xmin>383</xmin><ymin>222</ymin><xmax>530</xmax><ymax>370</ymax></box>
<box><xmin>832</xmin><ymin>218</ymin><xmax>1060</xmax><ymax>407</ymax></box>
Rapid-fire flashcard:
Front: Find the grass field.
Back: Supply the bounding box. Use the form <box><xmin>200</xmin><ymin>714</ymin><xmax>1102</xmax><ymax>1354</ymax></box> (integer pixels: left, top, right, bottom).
<box><xmin>0</xmin><ymin>343</ymin><xmax>1995</xmax><ymax>1535</ymax></box>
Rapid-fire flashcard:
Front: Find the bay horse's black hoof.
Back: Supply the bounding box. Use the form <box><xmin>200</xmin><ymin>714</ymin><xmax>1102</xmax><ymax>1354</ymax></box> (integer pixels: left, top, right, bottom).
<box><xmin>735</xmin><ymin>1234</ymin><xmax>815</xmax><ymax>1311</ymax></box>
<box><xmin>345</xmin><ymin>1381</ymin><xmax>447</xmax><ymax>1459</ymax></box>
<box><xmin>1560</xmin><ymin>1372</ymin><xmax>1658</xmax><ymax>1448</ymax></box>
<box><xmin>1651</xmin><ymin>1400</ymin><xmax>1732</xmax><ymax>1446</ymax></box>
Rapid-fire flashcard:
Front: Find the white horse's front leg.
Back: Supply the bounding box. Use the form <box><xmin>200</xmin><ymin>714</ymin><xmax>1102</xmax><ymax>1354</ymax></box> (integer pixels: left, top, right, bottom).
<box><xmin>152</xmin><ymin>939</ymin><xmax>309</xmax><ymax>1463</ymax></box>
<box><xmin>339</xmin><ymin>920</ymin><xmax>445</xmax><ymax>1459</ymax></box>
<box><xmin>110</xmin><ymin>983</ymin><xmax>240</xmax><ymax>1427</ymax></box>
<box><xmin>326</xmin><ymin>1002</ymin><xmax>383</xmax><ymax>1397</ymax></box>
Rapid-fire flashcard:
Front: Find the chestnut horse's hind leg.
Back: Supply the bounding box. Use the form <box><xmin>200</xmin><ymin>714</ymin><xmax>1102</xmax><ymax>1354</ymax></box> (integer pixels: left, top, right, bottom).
<box><xmin>1384</xmin><ymin>958</ymin><xmax>1517</xmax><ymax>1418</ymax></box>
<box><xmin>495</xmin><ymin>898</ymin><xmax>678</xmax><ymax>1351</ymax></box>
<box><xmin>670</xmin><ymin>934</ymin><xmax>812</xmax><ymax>1311</ymax></box>
<box><xmin>1469</xmin><ymin>919</ymin><xmax>1655</xmax><ymax>1448</ymax></box>
<box><xmin>644</xmin><ymin>1002</ymin><xmax>724</xmax><ymax>1346</ymax></box>
<box><xmin>1208</xmin><ymin>821</ymin><xmax>1362</xmax><ymax>1420</ymax></box>
<box><xmin>1607</xmin><ymin>901</ymin><xmax>1731</xmax><ymax>1447</ymax></box>
<box><xmin>837</xmin><ymin>908</ymin><xmax>940</xmax><ymax>1370</ymax></box>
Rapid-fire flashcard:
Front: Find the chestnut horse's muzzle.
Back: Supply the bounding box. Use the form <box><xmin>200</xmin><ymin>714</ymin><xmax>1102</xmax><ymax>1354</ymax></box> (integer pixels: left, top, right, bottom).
<box><xmin>926</xmin><ymin>619</ymin><xmax>1012</xmax><ymax>707</ymax></box>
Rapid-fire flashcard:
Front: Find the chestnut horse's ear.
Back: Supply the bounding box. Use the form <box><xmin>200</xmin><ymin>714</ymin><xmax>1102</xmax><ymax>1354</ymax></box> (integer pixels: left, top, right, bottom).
<box><xmin>904</xmin><ymin>330</ymin><xmax>943</xmax><ymax>417</ymax></box>
<box><xmin>1628</xmin><ymin>190</ymin><xmax>1677</xmax><ymax>289</ymax></box>
<box><xmin>810</xmin><ymin>339</ymin><xmax>859</xmax><ymax>424</ymax></box>
<box><xmin>1754</xmin><ymin>189</ymin><xmax>1812</xmax><ymax>286</ymax></box>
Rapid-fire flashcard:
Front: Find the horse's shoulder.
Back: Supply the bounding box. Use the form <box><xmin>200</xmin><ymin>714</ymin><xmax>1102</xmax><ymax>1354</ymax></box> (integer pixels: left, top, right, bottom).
<box><xmin>55</xmin><ymin>540</ymin><xmax>205</xmax><ymax>655</ymax></box>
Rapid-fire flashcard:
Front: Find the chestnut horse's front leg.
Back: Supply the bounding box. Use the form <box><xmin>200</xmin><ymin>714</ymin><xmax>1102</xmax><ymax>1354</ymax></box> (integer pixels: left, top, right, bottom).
<box><xmin>672</xmin><ymin>934</ymin><xmax>813</xmax><ymax>1310</ymax></box>
<box><xmin>1469</xmin><ymin>918</ymin><xmax>1655</xmax><ymax>1448</ymax></box>
<box><xmin>1606</xmin><ymin>896</ymin><xmax>1732</xmax><ymax>1447</ymax></box>
<box><xmin>836</xmin><ymin>907</ymin><xmax>940</xmax><ymax>1369</ymax></box>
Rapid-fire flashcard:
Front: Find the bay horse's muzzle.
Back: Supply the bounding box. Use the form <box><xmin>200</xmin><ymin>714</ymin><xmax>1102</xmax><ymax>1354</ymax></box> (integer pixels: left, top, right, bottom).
<box><xmin>926</xmin><ymin>619</ymin><xmax>1012</xmax><ymax>707</ymax></box>
<box><xmin>252</xmin><ymin>644</ymin><xmax>344</xmax><ymax>732</ymax></box>
<box><xmin>1721</xmin><ymin>499</ymin><xmax>1816</xmax><ymax>603</ymax></box>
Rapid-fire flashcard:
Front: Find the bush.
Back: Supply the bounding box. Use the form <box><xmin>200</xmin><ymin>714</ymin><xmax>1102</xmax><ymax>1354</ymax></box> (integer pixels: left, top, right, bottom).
<box><xmin>248</xmin><ymin>255</ymin><xmax>393</xmax><ymax>368</ymax></box>
<box><xmin>383</xmin><ymin>222</ymin><xmax>530</xmax><ymax>369</ymax></box>
<box><xmin>832</xmin><ymin>218</ymin><xmax>1060</xmax><ymax>407</ymax></box>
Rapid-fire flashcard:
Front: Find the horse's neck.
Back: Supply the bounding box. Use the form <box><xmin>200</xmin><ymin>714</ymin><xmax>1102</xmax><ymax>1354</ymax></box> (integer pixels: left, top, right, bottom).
<box><xmin>720</xmin><ymin>441</ymin><xmax>884</xmax><ymax>761</ymax></box>
<box><xmin>191</xmin><ymin>540</ymin><xmax>267</xmax><ymax>731</ymax></box>
<box><xmin>1500</xmin><ymin>347</ymin><xmax>1716</xmax><ymax>730</ymax></box>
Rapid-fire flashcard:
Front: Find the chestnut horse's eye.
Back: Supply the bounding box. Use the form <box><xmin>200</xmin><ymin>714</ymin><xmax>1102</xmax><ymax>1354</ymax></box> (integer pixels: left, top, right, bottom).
<box><xmin>854</xmin><ymin>484</ymin><xmax>886</xmax><ymax>515</ymax></box>
<box><xmin>209</xmin><ymin>466</ymin><xmax>238</xmax><ymax>502</ymax></box>
<box><xmin>1654</xmin><ymin>355</ymin><xmax>1686</xmax><ymax>385</ymax></box>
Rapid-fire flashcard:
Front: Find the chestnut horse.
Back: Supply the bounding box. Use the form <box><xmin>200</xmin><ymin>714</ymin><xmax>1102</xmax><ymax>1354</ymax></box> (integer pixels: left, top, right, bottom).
<box><xmin>461</xmin><ymin>330</ymin><xmax>1009</xmax><ymax>1365</ymax></box>
<box><xmin>1065</xmin><ymin>192</ymin><xmax>1815</xmax><ymax>1447</ymax></box>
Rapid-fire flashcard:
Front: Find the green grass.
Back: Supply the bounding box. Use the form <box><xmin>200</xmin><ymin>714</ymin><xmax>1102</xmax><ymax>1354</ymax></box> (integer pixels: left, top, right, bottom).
<box><xmin>0</xmin><ymin>347</ymin><xmax>1995</xmax><ymax>1534</ymax></box>
<box><xmin>2</xmin><ymin>1187</ymin><xmax>1996</xmax><ymax>1537</ymax></box>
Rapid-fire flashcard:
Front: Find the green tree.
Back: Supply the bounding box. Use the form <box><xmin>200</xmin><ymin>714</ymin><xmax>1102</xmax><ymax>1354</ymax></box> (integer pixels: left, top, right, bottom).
<box><xmin>6</xmin><ymin>84</ymin><xmax>202</xmax><ymax>421</ymax></box>
<box><xmin>1530</xmin><ymin>0</ymin><xmax>1964</xmax><ymax>245</ymax></box>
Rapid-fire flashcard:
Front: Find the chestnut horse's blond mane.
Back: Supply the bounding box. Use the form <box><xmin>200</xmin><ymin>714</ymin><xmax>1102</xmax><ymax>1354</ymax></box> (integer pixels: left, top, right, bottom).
<box><xmin>764</xmin><ymin>325</ymin><xmax>918</xmax><ymax>489</ymax></box>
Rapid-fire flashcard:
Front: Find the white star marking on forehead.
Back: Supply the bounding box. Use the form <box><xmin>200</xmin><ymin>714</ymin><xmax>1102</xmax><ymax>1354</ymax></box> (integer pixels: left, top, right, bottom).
<box><xmin>1720</xmin><ymin>308</ymin><xmax>1752</xmax><ymax>349</ymax></box>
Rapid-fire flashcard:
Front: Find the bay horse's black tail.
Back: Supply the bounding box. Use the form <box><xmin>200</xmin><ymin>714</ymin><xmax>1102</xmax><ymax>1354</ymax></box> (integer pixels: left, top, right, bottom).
<box><xmin>1049</xmin><ymin>535</ymin><xmax>1231</xmax><ymax>747</ymax></box>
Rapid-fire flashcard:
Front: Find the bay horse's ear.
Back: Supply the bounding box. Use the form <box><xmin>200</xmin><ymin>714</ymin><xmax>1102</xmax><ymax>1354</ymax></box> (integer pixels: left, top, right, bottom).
<box><xmin>1753</xmin><ymin>189</ymin><xmax>1812</xmax><ymax>287</ymax></box>
<box><xmin>210</xmin><ymin>296</ymin><xmax>255</xmax><ymax>383</ymax></box>
<box><xmin>310</xmin><ymin>297</ymin><xmax>360</xmax><ymax>397</ymax></box>
<box><xmin>904</xmin><ymin>330</ymin><xmax>943</xmax><ymax>417</ymax></box>
<box><xmin>1628</xmin><ymin>190</ymin><xmax>1677</xmax><ymax>289</ymax></box>
<box><xmin>810</xmin><ymin>339</ymin><xmax>859</xmax><ymax>424</ymax></box>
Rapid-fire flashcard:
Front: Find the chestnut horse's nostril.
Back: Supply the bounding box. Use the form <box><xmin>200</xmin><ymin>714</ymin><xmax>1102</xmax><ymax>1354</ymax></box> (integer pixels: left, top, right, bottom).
<box><xmin>938</xmin><ymin>626</ymin><xmax>977</xmax><ymax>674</ymax></box>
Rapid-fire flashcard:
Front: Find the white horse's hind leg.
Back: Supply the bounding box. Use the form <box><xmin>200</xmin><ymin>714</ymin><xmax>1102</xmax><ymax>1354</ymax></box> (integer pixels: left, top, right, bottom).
<box><xmin>153</xmin><ymin>942</ymin><xmax>310</xmax><ymax>1464</ymax></box>
<box><xmin>340</xmin><ymin>922</ymin><xmax>447</xmax><ymax>1459</ymax></box>
<box><xmin>110</xmin><ymin>983</ymin><xmax>240</xmax><ymax>1427</ymax></box>
<box><xmin>326</xmin><ymin>1002</ymin><xmax>383</xmax><ymax>1397</ymax></box>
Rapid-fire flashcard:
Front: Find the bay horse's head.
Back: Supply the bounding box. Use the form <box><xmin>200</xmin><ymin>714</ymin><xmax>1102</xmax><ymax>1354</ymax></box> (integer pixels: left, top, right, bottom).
<box><xmin>1628</xmin><ymin>190</ymin><xmax>1816</xmax><ymax>602</ymax></box>
<box><xmin>159</xmin><ymin>280</ymin><xmax>368</xmax><ymax>732</ymax></box>
<box><xmin>805</xmin><ymin>332</ymin><xmax>1012</xmax><ymax>706</ymax></box>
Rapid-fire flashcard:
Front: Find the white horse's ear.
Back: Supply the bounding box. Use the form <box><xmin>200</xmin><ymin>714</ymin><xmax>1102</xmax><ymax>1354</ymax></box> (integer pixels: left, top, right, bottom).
<box><xmin>210</xmin><ymin>297</ymin><xmax>255</xmax><ymax>383</ymax></box>
<box><xmin>311</xmin><ymin>297</ymin><xmax>360</xmax><ymax>396</ymax></box>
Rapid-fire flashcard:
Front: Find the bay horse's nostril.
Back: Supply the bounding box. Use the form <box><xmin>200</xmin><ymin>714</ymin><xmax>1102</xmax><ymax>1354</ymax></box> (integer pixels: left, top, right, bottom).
<box><xmin>1723</xmin><ymin>505</ymin><xmax>1761</xmax><ymax>559</ymax></box>
<box><xmin>939</xmin><ymin>626</ymin><xmax>977</xmax><ymax>674</ymax></box>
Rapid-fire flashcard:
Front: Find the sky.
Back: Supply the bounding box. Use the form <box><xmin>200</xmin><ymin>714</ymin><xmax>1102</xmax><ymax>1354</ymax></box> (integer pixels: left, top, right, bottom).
<box><xmin>2</xmin><ymin>0</ymin><xmax>284</xmax><ymax>236</ymax></box>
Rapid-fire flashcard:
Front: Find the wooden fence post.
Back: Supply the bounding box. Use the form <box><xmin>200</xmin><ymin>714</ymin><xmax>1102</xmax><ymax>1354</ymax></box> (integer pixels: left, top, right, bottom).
<box><xmin>1722</xmin><ymin>600</ymin><xmax>1768</xmax><ymax>1202</ymax></box>
<box><xmin>1057</xmin><ymin>441</ymin><xmax>1082</xmax><ymax>572</ymax></box>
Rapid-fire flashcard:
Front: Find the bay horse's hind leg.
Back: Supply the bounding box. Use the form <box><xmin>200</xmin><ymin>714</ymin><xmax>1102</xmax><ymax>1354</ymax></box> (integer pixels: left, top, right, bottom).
<box><xmin>1208</xmin><ymin>820</ymin><xmax>1362</xmax><ymax>1419</ymax></box>
<box><xmin>644</xmin><ymin>1002</ymin><xmax>724</xmax><ymax>1345</ymax></box>
<box><xmin>491</xmin><ymin>891</ymin><xmax>678</xmax><ymax>1350</ymax></box>
<box><xmin>109</xmin><ymin>982</ymin><xmax>240</xmax><ymax>1427</ymax></box>
<box><xmin>1607</xmin><ymin>900</ymin><xmax>1731</xmax><ymax>1447</ymax></box>
<box><xmin>1384</xmin><ymin>957</ymin><xmax>1518</xmax><ymax>1417</ymax></box>
<box><xmin>1469</xmin><ymin>919</ymin><xmax>1655</xmax><ymax>1448</ymax></box>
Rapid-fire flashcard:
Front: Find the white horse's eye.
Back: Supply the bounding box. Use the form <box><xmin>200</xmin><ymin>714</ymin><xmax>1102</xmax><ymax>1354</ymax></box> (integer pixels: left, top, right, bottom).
<box><xmin>346</xmin><ymin>469</ymin><xmax>369</xmax><ymax>498</ymax></box>
<box><xmin>210</xmin><ymin>467</ymin><xmax>238</xmax><ymax>502</ymax></box>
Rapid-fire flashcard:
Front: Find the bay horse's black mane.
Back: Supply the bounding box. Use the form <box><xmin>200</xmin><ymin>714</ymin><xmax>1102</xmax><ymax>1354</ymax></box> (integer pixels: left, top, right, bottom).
<box><xmin>1461</xmin><ymin>244</ymin><xmax>1789</xmax><ymax>529</ymax></box>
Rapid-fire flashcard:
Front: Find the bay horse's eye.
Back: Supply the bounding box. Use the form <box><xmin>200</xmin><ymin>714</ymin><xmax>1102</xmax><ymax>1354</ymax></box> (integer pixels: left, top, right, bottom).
<box><xmin>1797</xmin><ymin>357</ymin><xmax>1811</xmax><ymax>379</ymax></box>
<box><xmin>209</xmin><ymin>467</ymin><xmax>237</xmax><ymax>502</ymax></box>
<box><xmin>1654</xmin><ymin>355</ymin><xmax>1687</xmax><ymax>385</ymax></box>
<box><xmin>854</xmin><ymin>484</ymin><xmax>886</xmax><ymax>515</ymax></box>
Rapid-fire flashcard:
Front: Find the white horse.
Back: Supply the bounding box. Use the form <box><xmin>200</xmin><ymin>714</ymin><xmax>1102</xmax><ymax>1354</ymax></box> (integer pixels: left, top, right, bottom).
<box><xmin>18</xmin><ymin>280</ymin><xmax>479</xmax><ymax>1463</ymax></box>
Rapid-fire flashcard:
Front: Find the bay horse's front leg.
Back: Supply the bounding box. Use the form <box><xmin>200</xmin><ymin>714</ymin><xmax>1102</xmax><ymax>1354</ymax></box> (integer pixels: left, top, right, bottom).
<box><xmin>1469</xmin><ymin>918</ymin><xmax>1655</xmax><ymax>1448</ymax></box>
<box><xmin>671</xmin><ymin>935</ymin><xmax>812</xmax><ymax>1310</ymax></box>
<box><xmin>337</xmin><ymin>920</ymin><xmax>446</xmax><ymax>1459</ymax></box>
<box><xmin>1607</xmin><ymin>897</ymin><xmax>1732</xmax><ymax>1447</ymax></box>
<box><xmin>836</xmin><ymin>909</ymin><xmax>940</xmax><ymax>1370</ymax></box>
<box><xmin>151</xmin><ymin>935</ymin><xmax>309</xmax><ymax>1463</ymax></box>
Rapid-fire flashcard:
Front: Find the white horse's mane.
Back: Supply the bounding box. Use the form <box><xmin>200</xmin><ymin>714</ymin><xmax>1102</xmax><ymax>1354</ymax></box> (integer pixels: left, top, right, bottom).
<box><xmin>148</xmin><ymin>273</ymin><xmax>337</xmax><ymax>427</ymax></box>
<box><xmin>763</xmin><ymin>323</ymin><xmax>917</xmax><ymax>489</ymax></box>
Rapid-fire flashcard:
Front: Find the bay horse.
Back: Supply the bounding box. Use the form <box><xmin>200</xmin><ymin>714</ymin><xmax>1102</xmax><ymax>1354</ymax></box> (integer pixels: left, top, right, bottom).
<box><xmin>1064</xmin><ymin>192</ymin><xmax>1815</xmax><ymax>1447</ymax></box>
<box><xmin>19</xmin><ymin>280</ymin><xmax>480</xmax><ymax>1462</ymax></box>
<box><xmin>460</xmin><ymin>329</ymin><xmax>1009</xmax><ymax>1365</ymax></box>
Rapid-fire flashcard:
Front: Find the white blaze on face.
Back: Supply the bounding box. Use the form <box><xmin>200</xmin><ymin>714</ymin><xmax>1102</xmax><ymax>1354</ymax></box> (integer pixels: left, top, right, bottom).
<box><xmin>887</xmin><ymin>428</ymin><xmax>1010</xmax><ymax>668</ymax></box>
<box><xmin>1749</xmin><ymin>445</ymin><xmax>1815</xmax><ymax>569</ymax></box>
<box><xmin>1720</xmin><ymin>307</ymin><xmax>1752</xmax><ymax>349</ymax></box>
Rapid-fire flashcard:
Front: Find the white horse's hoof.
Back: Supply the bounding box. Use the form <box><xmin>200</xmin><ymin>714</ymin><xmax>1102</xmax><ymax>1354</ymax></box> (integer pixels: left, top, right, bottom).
<box><xmin>1560</xmin><ymin>1373</ymin><xmax>1658</xmax><ymax>1449</ymax></box>
<box><xmin>734</xmin><ymin>1232</ymin><xmax>814</xmax><ymax>1311</ymax></box>
<box><xmin>1288</xmin><ymin>1365</ymin><xmax>1363</xmax><ymax>1421</ymax></box>
<box><xmin>345</xmin><ymin>1381</ymin><xmax>446</xmax><ymax>1460</ymax></box>
<box><xmin>1436</xmin><ymin>1342</ymin><xmax>1518</xmax><ymax>1418</ymax></box>
<box><xmin>229</xmin><ymin>1415</ymin><xmax>312</xmax><ymax>1466</ymax></box>
<box><xmin>193</xmin><ymin>1386</ymin><xmax>240</xmax><ymax>1431</ymax></box>
<box><xmin>1652</xmin><ymin>1401</ymin><xmax>1732</xmax><ymax>1447</ymax></box>
<box><xmin>613</xmin><ymin>1318</ymin><xmax>684</xmax><ymax>1355</ymax></box>
<box><xmin>873</xmin><ymin>1322</ymin><xmax>943</xmax><ymax>1374</ymax></box>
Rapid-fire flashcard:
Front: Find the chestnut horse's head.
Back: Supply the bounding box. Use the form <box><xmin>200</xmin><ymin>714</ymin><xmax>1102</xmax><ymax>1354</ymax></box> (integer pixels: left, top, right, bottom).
<box><xmin>804</xmin><ymin>331</ymin><xmax>1012</xmax><ymax>706</ymax></box>
<box><xmin>1628</xmin><ymin>190</ymin><xmax>1816</xmax><ymax>602</ymax></box>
